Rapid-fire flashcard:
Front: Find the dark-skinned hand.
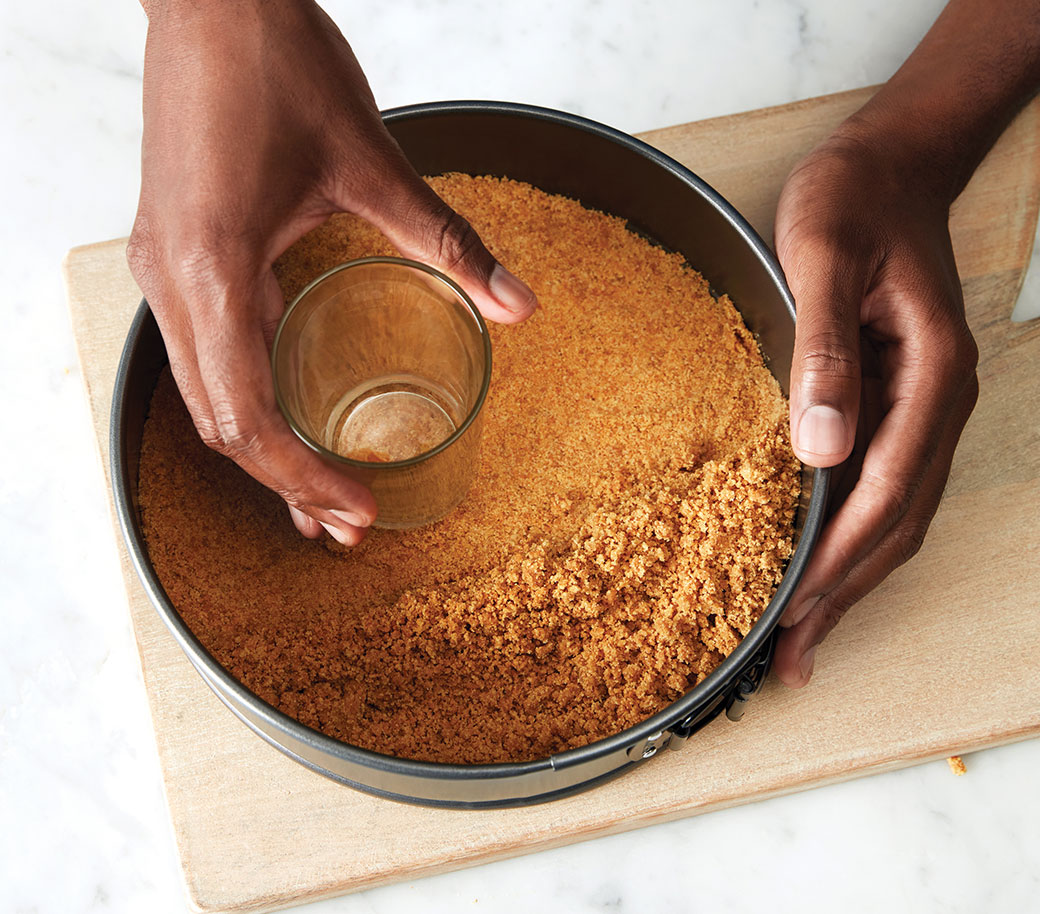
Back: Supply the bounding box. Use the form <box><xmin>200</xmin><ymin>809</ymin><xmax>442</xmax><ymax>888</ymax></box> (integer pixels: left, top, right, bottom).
<box><xmin>128</xmin><ymin>0</ymin><xmax>536</xmax><ymax>546</ymax></box>
<box><xmin>773</xmin><ymin>125</ymin><xmax>978</xmax><ymax>687</ymax></box>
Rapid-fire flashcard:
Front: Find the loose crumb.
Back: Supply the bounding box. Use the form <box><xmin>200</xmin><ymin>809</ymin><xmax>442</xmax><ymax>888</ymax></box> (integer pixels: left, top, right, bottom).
<box><xmin>138</xmin><ymin>174</ymin><xmax>800</xmax><ymax>764</ymax></box>
<box><xmin>947</xmin><ymin>755</ymin><xmax>967</xmax><ymax>776</ymax></box>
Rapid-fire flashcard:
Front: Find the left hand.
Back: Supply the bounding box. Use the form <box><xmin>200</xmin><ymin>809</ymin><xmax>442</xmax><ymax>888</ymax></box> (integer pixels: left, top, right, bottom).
<box><xmin>772</xmin><ymin>123</ymin><xmax>979</xmax><ymax>687</ymax></box>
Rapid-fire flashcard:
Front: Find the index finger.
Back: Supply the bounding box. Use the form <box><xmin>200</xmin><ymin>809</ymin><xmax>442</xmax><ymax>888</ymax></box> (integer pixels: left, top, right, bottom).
<box><xmin>191</xmin><ymin>270</ymin><xmax>378</xmax><ymax>529</ymax></box>
<box><xmin>782</xmin><ymin>320</ymin><xmax>976</xmax><ymax>629</ymax></box>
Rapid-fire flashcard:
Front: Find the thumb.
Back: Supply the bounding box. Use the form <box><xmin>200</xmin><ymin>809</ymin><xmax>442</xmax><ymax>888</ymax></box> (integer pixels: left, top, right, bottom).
<box><xmin>360</xmin><ymin>170</ymin><xmax>538</xmax><ymax>324</ymax></box>
<box><xmin>786</xmin><ymin>245</ymin><xmax>865</xmax><ymax>467</ymax></box>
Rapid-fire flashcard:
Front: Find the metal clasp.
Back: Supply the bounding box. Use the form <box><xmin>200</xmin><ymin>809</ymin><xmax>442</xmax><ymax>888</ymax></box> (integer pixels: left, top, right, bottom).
<box><xmin>725</xmin><ymin>628</ymin><xmax>778</xmax><ymax>721</ymax></box>
<box><xmin>626</xmin><ymin>730</ymin><xmax>671</xmax><ymax>761</ymax></box>
<box><xmin>724</xmin><ymin>672</ymin><xmax>760</xmax><ymax>721</ymax></box>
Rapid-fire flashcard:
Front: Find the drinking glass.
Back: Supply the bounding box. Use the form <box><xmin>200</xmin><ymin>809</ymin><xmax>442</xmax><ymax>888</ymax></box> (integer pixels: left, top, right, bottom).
<box><xmin>272</xmin><ymin>257</ymin><xmax>491</xmax><ymax>529</ymax></box>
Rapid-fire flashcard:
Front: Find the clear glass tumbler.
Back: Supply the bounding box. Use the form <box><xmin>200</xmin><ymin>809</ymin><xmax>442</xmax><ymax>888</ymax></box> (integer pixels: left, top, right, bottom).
<box><xmin>271</xmin><ymin>257</ymin><xmax>491</xmax><ymax>529</ymax></box>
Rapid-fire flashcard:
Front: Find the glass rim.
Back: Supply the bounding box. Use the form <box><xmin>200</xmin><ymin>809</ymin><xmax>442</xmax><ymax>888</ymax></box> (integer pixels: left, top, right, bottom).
<box><xmin>271</xmin><ymin>255</ymin><xmax>493</xmax><ymax>470</ymax></box>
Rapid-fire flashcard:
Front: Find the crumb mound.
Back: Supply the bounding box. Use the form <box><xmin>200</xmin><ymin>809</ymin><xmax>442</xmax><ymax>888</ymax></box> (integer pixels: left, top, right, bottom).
<box><xmin>138</xmin><ymin>174</ymin><xmax>800</xmax><ymax>764</ymax></box>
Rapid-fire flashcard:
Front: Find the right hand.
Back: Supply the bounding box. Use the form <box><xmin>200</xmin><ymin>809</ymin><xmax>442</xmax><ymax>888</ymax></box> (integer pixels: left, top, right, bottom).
<box><xmin>127</xmin><ymin>0</ymin><xmax>537</xmax><ymax>545</ymax></box>
<box><xmin>772</xmin><ymin>123</ymin><xmax>978</xmax><ymax>687</ymax></box>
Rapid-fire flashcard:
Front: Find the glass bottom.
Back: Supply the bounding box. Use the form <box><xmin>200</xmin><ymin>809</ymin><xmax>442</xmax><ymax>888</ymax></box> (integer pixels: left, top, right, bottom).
<box><xmin>326</xmin><ymin>375</ymin><xmax>458</xmax><ymax>462</ymax></box>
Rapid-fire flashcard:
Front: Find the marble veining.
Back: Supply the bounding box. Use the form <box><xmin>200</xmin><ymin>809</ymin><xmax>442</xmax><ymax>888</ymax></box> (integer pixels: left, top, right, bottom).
<box><xmin>2</xmin><ymin>1</ymin><xmax>1038</xmax><ymax>911</ymax></box>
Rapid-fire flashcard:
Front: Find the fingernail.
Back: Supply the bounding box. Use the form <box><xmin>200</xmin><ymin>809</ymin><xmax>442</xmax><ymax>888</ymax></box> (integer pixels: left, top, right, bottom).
<box><xmin>329</xmin><ymin>508</ymin><xmax>371</xmax><ymax>528</ymax></box>
<box><xmin>320</xmin><ymin>521</ymin><xmax>353</xmax><ymax>545</ymax></box>
<box><xmin>288</xmin><ymin>505</ymin><xmax>321</xmax><ymax>539</ymax></box>
<box><xmin>797</xmin><ymin>405</ymin><xmax>850</xmax><ymax>461</ymax></box>
<box><xmin>780</xmin><ymin>595</ymin><xmax>821</xmax><ymax>628</ymax></box>
<box><xmin>489</xmin><ymin>264</ymin><xmax>537</xmax><ymax>314</ymax></box>
<box><xmin>798</xmin><ymin>645</ymin><xmax>818</xmax><ymax>683</ymax></box>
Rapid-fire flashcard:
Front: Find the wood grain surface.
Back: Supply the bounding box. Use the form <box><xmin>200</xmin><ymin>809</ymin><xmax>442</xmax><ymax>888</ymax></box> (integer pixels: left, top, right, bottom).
<box><xmin>63</xmin><ymin>86</ymin><xmax>1040</xmax><ymax>914</ymax></box>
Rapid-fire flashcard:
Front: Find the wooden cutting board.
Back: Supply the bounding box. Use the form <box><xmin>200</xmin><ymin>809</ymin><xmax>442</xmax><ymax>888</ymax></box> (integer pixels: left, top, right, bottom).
<box><xmin>63</xmin><ymin>86</ymin><xmax>1040</xmax><ymax>914</ymax></box>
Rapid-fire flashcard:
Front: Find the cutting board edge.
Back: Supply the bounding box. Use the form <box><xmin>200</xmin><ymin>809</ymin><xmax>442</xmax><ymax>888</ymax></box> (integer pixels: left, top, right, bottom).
<box><xmin>176</xmin><ymin>725</ymin><xmax>1038</xmax><ymax>914</ymax></box>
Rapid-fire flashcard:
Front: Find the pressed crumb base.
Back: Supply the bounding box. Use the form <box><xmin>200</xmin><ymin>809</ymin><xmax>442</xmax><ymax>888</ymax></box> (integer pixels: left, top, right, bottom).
<box><xmin>138</xmin><ymin>175</ymin><xmax>800</xmax><ymax>764</ymax></box>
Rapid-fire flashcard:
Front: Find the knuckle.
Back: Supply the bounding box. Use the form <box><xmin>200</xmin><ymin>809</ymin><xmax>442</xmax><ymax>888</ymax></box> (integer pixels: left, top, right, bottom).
<box><xmin>856</xmin><ymin>469</ymin><xmax>915</xmax><ymax>532</ymax></box>
<box><xmin>813</xmin><ymin>590</ymin><xmax>855</xmax><ymax>639</ymax></box>
<box><xmin>206</xmin><ymin>401</ymin><xmax>267</xmax><ymax>458</ymax></box>
<box><xmin>912</xmin><ymin>325</ymin><xmax>980</xmax><ymax>415</ymax></box>
<box><xmin>127</xmin><ymin>213</ymin><xmax>240</xmax><ymax>309</ymax></box>
<box><xmin>182</xmin><ymin>396</ymin><xmax>230</xmax><ymax>456</ymax></box>
<box><xmin>929</xmin><ymin>319</ymin><xmax>979</xmax><ymax>381</ymax></box>
<box><xmin>428</xmin><ymin>206</ymin><xmax>484</xmax><ymax>273</ymax></box>
<box><xmin>799</xmin><ymin>337</ymin><xmax>860</xmax><ymax>385</ymax></box>
<box><xmin>126</xmin><ymin>216</ymin><xmax>161</xmax><ymax>285</ymax></box>
<box><xmin>820</xmin><ymin>599</ymin><xmax>850</xmax><ymax>635</ymax></box>
<box><xmin>194</xmin><ymin>417</ymin><xmax>228</xmax><ymax>454</ymax></box>
<box><xmin>891</xmin><ymin>522</ymin><xmax>928</xmax><ymax>567</ymax></box>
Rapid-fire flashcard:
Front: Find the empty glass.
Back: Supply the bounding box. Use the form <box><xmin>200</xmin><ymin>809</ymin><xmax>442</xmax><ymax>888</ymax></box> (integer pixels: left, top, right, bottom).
<box><xmin>272</xmin><ymin>257</ymin><xmax>491</xmax><ymax>529</ymax></box>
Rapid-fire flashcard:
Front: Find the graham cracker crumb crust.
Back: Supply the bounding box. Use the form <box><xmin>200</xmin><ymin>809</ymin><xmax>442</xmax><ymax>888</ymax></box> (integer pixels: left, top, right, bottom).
<box><xmin>139</xmin><ymin>174</ymin><xmax>800</xmax><ymax>764</ymax></box>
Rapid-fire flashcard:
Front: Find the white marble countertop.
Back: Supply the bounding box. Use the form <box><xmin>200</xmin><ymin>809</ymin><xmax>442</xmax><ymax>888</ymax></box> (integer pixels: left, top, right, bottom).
<box><xmin>2</xmin><ymin>1</ymin><xmax>1038</xmax><ymax>911</ymax></box>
